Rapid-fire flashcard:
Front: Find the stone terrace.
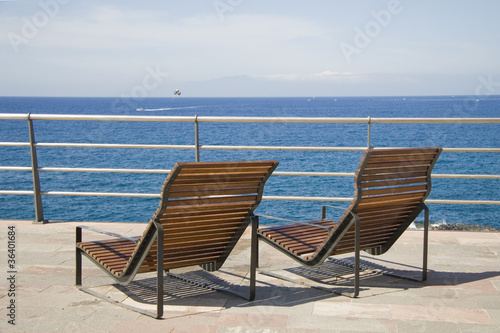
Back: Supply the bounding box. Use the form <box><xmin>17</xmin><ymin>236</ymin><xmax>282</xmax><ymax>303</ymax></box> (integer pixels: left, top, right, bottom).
<box><xmin>0</xmin><ymin>220</ymin><xmax>499</xmax><ymax>332</ymax></box>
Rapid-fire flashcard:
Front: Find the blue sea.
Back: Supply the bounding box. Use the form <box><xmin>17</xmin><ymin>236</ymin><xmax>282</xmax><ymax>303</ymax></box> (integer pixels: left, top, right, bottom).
<box><xmin>0</xmin><ymin>96</ymin><xmax>499</xmax><ymax>228</ymax></box>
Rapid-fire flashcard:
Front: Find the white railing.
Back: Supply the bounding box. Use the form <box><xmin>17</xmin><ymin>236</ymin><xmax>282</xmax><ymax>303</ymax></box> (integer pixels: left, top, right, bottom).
<box><xmin>0</xmin><ymin>113</ymin><xmax>499</xmax><ymax>223</ymax></box>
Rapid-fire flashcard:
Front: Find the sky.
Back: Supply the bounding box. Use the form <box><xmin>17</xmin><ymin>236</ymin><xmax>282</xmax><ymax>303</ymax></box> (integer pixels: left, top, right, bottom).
<box><xmin>1</xmin><ymin>0</ymin><xmax>500</xmax><ymax>97</ymax></box>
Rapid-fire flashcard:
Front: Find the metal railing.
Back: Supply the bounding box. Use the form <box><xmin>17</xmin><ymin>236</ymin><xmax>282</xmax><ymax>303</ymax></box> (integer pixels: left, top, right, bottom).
<box><xmin>1</xmin><ymin>113</ymin><xmax>499</xmax><ymax>223</ymax></box>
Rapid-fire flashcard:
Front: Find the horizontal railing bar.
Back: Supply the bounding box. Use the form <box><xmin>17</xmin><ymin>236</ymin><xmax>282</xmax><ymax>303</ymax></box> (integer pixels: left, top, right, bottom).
<box><xmin>263</xmin><ymin>195</ymin><xmax>352</xmax><ymax>202</ymax></box>
<box><xmin>200</xmin><ymin>117</ymin><xmax>500</xmax><ymax>124</ymax></box>
<box><xmin>38</xmin><ymin>167</ymin><xmax>171</xmax><ymax>174</ymax></box>
<box><xmin>2</xmin><ymin>142</ymin><xmax>499</xmax><ymax>153</ymax></box>
<box><xmin>40</xmin><ymin>191</ymin><xmax>161</xmax><ymax>198</ymax></box>
<box><xmin>442</xmin><ymin>148</ymin><xmax>500</xmax><ymax>153</ymax></box>
<box><xmin>2</xmin><ymin>166</ymin><xmax>500</xmax><ymax>179</ymax></box>
<box><xmin>274</xmin><ymin>171</ymin><xmax>354</xmax><ymax>177</ymax></box>
<box><xmin>370</xmin><ymin>118</ymin><xmax>500</xmax><ymax>124</ymax></box>
<box><xmin>264</xmin><ymin>196</ymin><xmax>500</xmax><ymax>205</ymax></box>
<box><xmin>433</xmin><ymin>174</ymin><xmax>500</xmax><ymax>179</ymax></box>
<box><xmin>197</xmin><ymin>116</ymin><xmax>369</xmax><ymax>123</ymax></box>
<box><xmin>34</xmin><ymin>143</ymin><xmax>195</xmax><ymax>149</ymax></box>
<box><xmin>0</xmin><ymin>113</ymin><xmax>197</xmax><ymax>122</ymax></box>
<box><xmin>199</xmin><ymin>145</ymin><xmax>367</xmax><ymax>151</ymax></box>
<box><xmin>0</xmin><ymin>166</ymin><xmax>33</xmax><ymax>172</ymax></box>
<box><xmin>0</xmin><ymin>190</ymin><xmax>35</xmax><ymax>195</ymax></box>
<box><xmin>202</xmin><ymin>146</ymin><xmax>500</xmax><ymax>153</ymax></box>
<box><xmin>0</xmin><ymin>166</ymin><xmax>172</xmax><ymax>174</ymax></box>
<box><xmin>1</xmin><ymin>113</ymin><xmax>499</xmax><ymax>124</ymax></box>
<box><xmin>1</xmin><ymin>190</ymin><xmax>497</xmax><ymax>205</ymax></box>
<box><xmin>425</xmin><ymin>199</ymin><xmax>500</xmax><ymax>205</ymax></box>
<box><xmin>0</xmin><ymin>142</ymin><xmax>30</xmax><ymax>147</ymax></box>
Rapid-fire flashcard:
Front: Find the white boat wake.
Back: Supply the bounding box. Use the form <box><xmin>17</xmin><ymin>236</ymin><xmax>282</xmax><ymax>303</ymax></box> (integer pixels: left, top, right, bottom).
<box><xmin>136</xmin><ymin>106</ymin><xmax>203</xmax><ymax>112</ymax></box>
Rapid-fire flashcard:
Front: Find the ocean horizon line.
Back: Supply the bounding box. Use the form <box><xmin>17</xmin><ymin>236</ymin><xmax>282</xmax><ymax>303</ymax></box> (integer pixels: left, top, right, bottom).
<box><xmin>1</xmin><ymin>94</ymin><xmax>500</xmax><ymax>100</ymax></box>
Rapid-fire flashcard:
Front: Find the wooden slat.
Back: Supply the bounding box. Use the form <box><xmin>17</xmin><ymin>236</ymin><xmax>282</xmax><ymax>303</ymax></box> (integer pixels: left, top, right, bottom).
<box><xmin>360</xmin><ymin>211</ymin><xmax>412</xmax><ymax>223</ymax></box>
<box><xmin>367</xmin><ymin>152</ymin><xmax>438</xmax><ymax>162</ymax></box>
<box><xmin>357</xmin><ymin>195</ymin><xmax>422</xmax><ymax>209</ymax></box>
<box><xmin>164</xmin><ymin>201</ymin><xmax>254</xmax><ymax>214</ymax></box>
<box><xmin>159</xmin><ymin>207</ymin><xmax>248</xmax><ymax>220</ymax></box>
<box><xmin>139</xmin><ymin>256</ymin><xmax>221</xmax><ymax>272</ymax></box>
<box><xmin>164</xmin><ymin>217</ymin><xmax>244</xmax><ymax>231</ymax></box>
<box><xmin>360</xmin><ymin>191</ymin><xmax>426</xmax><ymax>204</ymax></box>
<box><xmin>271</xmin><ymin>231</ymin><xmax>329</xmax><ymax>247</ymax></box>
<box><xmin>357</xmin><ymin>177</ymin><xmax>427</xmax><ymax>189</ymax></box>
<box><xmin>78</xmin><ymin>240</ymin><xmax>135</xmax><ymax>276</ymax></box>
<box><xmin>176</xmin><ymin>160</ymin><xmax>277</xmax><ymax>169</ymax></box>
<box><xmin>78</xmin><ymin>241</ymin><xmax>137</xmax><ymax>254</ymax></box>
<box><xmin>364</xmin><ymin>159</ymin><xmax>435</xmax><ymax>168</ymax></box>
<box><xmin>169</xmin><ymin>181</ymin><xmax>261</xmax><ymax>192</ymax></box>
<box><xmin>166</xmin><ymin>225</ymin><xmax>242</xmax><ymax>239</ymax></box>
<box><xmin>161</xmin><ymin>229</ymin><xmax>238</xmax><ymax>243</ymax></box>
<box><xmin>360</xmin><ymin>164</ymin><xmax>431</xmax><ymax>175</ymax></box>
<box><xmin>360</xmin><ymin>184</ymin><xmax>427</xmax><ymax>196</ymax></box>
<box><xmin>149</xmin><ymin>239</ymin><xmax>234</xmax><ymax>254</ymax></box>
<box><xmin>367</xmin><ymin>152</ymin><xmax>436</xmax><ymax>158</ymax></box>
<box><xmin>147</xmin><ymin>249</ymin><xmax>225</xmax><ymax>263</ymax></box>
<box><xmin>358</xmin><ymin>215</ymin><xmax>411</xmax><ymax>226</ymax></box>
<box><xmin>356</xmin><ymin>205</ymin><xmax>417</xmax><ymax>220</ymax></box>
<box><xmin>356</xmin><ymin>203</ymin><xmax>417</xmax><ymax>214</ymax></box>
<box><xmin>159</xmin><ymin>213</ymin><xmax>247</xmax><ymax>227</ymax></box>
<box><xmin>172</xmin><ymin>174</ymin><xmax>267</xmax><ymax>184</ymax></box>
<box><xmin>177</xmin><ymin>165</ymin><xmax>275</xmax><ymax>175</ymax></box>
<box><xmin>79</xmin><ymin>246</ymin><xmax>135</xmax><ymax>258</ymax></box>
<box><xmin>166</xmin><ymin>194</ymin><xmax>258</xmax><ymax>207</ymax></box>
<box><xmin>261</xmin><ymin>223</ymin><xmax>330</xmax><ymax>237</ymax></box>
<box><xmin>359</xmin><ymin>171</ymin><xmax>428</xmax><ymax>182</ymax></box>
<box><xmin>168</xmin><ymin>186</ymin><xmax>259</xmax><ymax>198</ymax></box>
<box><xmin>258</xmin><ymin>221</ymin><xmax>334</xmax><ymax>256</ymax></box>
<box><xmin>158</xmin><ymin>244</ymin><xmax>227</xmax><ymax>257</ymax></box>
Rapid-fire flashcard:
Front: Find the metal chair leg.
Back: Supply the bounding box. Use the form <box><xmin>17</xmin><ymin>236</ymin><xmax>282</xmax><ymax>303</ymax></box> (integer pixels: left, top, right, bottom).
<box><xmin>155</xmin><ymin>223</ymin><xmax>164</xmax><ymax>319</ymax></box>
<box><xmin>249</xmin><ymin>215</ymin><xmax>258</xmax><ymax>300</ymax></box>
<box><xmin>422</xmin><ymin>204</ymin><xmax>429</xmax><ymax>281</ymax></box>
<box><xmin>76</xmin><ymin>227</ymin><xmax>82</xmax><ymax>287</ymax></box>
<box><xmin>353</xmin><ymin>214</ymin><xmax>360</xmax><ymax>297</ymax></box>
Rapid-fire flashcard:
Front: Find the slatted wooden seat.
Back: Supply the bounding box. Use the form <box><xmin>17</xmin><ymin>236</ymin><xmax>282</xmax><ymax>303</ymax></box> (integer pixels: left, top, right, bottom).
<box><xmin>257</xmin><ymin>147</ymin><xmax>442</xmax><ymax>296</ymax></box>
<box><xmin>76</xmin><ymin>160</ymin><xmax>278</xmax><ymax>318</ymax></box>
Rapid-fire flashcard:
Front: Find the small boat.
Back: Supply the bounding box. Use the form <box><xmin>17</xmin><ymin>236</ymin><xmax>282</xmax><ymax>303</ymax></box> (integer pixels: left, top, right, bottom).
<box><xmin>136</xmin><ymin>107</ymin><xmax>144</xmax><ymax>111</ymax></box>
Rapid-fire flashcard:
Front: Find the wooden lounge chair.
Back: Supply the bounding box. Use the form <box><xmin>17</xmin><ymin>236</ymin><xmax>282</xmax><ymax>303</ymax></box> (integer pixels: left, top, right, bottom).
<box><xmin>76</xmin><ymin>160</ymin><xmax>278</xmax><ymax>318</ymax></box>
<box><xmin>257</xmin><ymin>147</ymin><xmax>442</xmax><ymax>296</ymax></box>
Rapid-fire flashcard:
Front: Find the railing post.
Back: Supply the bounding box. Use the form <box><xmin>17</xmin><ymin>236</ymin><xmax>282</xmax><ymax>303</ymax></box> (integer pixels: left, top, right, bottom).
<box><xmin>28</xmin><ymin>114</ymin><xmax>46</xmax><ymax>224</ymax></box>
<box><xmin>194</xmin><ymin>115</ymin><xmax>200</xmax><ymax>162</ymax></box>
<box><xmin>367</xmin><ymin>116</ymin><xmax>371</xmax><ymax>149</ymax></box>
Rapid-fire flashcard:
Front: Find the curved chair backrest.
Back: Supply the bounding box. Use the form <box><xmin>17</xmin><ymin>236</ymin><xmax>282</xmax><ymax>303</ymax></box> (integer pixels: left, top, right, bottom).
<box><xmin>128</xmin><ymin>160</ymin><xmax>279</xmax><ymax>275</ymax></box>
<box><xmin>331</xmin><ymin>147</ymin><xmax>442</xmax><ymax>256</ymax></box>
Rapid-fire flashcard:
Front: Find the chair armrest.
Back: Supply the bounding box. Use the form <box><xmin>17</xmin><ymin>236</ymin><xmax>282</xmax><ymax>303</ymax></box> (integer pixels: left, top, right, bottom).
<box><xmin>255</xmin><ymin>214</ymin><xmax>332</xmax><ymax>231</ymax></box>
<box><xmin>76</xmin><ymin>225</ymin><xmax>139</xmax><ymax>243</ymax></box>
<box><xmin>321</xmin><ymin>204</ymin><xmax>349</xmax><ymax>219</ymax></box>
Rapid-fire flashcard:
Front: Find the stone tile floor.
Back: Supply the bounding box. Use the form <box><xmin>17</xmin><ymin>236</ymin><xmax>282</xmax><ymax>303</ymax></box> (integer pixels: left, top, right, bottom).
<box><xmin>0</xmin><ymin>220</ymin><xmax>499</xmax><ymax>332</ymax></box>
